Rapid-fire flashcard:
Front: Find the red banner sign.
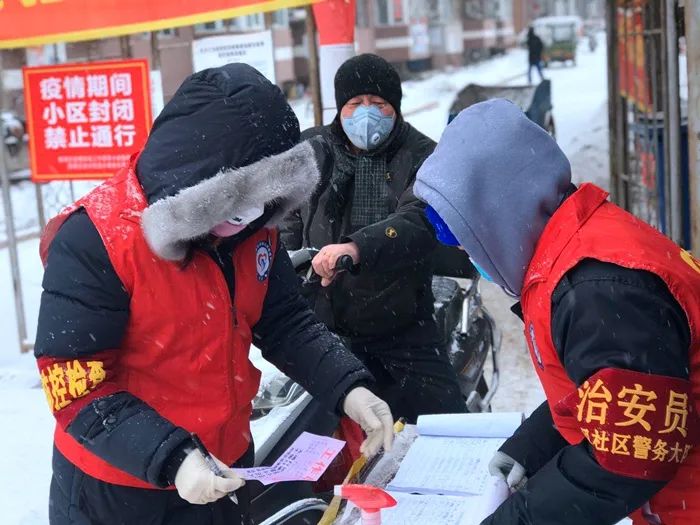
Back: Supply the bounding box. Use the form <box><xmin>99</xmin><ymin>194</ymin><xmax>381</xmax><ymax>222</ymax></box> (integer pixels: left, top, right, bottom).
<box><xmin>23</xmin><ymin>59</ymin><xmax>152</xmax><ymax>182</ymax></box>
<box><xmin>617</xmin><ymin>6</ymin><xmax>651</xmax><ymax>112</ymax></box>
<box><xmin>0</xmin><ymin>0</ymin><xmax>318</xmax><ymax>49</ymax></box>
<box><xmin>313</xmin><ymin>0</ymin><xmax>355</xmax><ymax>46</ymax></box>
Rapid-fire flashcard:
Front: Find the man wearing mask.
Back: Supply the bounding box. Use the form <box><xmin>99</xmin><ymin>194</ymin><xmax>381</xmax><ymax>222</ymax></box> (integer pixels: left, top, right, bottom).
<box><xmin>283</xmin><ymin>53</ymin><xmax>466</xmax><ymax>423</ymax></box>
<box><xmin>35</xmin><ymin>63</ymin><xmax>394</xmax><ymax>525</ymax></box>
<box><xmin>415</xmin><ymin>98</ymin><xmax>700</xmax><ymax>524</ymax></box>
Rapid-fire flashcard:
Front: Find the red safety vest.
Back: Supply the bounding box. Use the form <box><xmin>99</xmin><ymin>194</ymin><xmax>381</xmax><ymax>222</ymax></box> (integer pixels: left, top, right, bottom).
<box><xmin>521</xmin><ymin>183</ymin><xmax>700</xmax><ymax>524</ymax></box>
<box><xmin>40</xmin><ymin>157</ymin><xmax>277</xmax><ymax>489</ymax></box>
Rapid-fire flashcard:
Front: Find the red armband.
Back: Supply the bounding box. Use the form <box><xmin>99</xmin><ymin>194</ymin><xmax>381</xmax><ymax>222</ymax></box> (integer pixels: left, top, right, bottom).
<box><xmin>554</xmin><ymin>368</ymin><xmax>700</xmax><ymax>480</ymax></box>
<box><xmin>37</xmin><ymin>351</ymin><xmax>120</xmax><ymax>428</ymax></box>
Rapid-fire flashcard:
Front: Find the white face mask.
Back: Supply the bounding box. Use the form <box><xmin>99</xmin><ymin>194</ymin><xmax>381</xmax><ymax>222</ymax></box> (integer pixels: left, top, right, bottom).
<box><xmin>210</xmin><ymin>204</ymin><xmax>265</xmax><ymax>237</ymax></box>
<box><xmin>225</xmin><ymin>205</ymin><xmax>266</xmax><ymax>226</ymax></box>
<box><xmin>341</xmin><ymin>105</ymin><xmax>396</xmax><ymax>150</ymax></box>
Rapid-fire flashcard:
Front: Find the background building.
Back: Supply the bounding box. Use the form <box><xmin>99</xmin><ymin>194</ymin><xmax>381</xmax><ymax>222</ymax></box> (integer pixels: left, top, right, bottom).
<box><xmin>2</xmin><ymin>1</ymin><xmax>529</xmax><ymax>115</ymax></box>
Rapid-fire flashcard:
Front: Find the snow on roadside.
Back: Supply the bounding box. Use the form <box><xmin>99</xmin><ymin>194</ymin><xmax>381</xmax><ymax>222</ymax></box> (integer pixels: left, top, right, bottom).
<box><xmin>0</xmin><ymin>180</ymin><xmax>99</xmax><ymax>246</ymax></box>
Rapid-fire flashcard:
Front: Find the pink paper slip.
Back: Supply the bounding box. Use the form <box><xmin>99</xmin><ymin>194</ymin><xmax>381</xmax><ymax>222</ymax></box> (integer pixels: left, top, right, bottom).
<box><xmin>234</xmin><ymin>432</ymin><xmax>346</xmax><ymax>485</ymax></box>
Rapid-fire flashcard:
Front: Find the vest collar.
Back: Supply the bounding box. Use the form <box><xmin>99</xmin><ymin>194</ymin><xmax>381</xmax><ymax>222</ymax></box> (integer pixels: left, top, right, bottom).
<box><xmin>522</xmin><ymin>183</ymin><xmax>609</xmax><ymax>291</ymax></box>
<box><xmin>117</xmin><ymin>153</ymin><xmax>149</xmax><ymax>224</ymax></box>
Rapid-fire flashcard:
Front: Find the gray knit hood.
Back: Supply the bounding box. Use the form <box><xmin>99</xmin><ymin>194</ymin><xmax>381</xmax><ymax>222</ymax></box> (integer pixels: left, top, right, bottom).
<box><xmin>414</xmin><ymin>98</ymin><xmax>571</xmax><ymax>296</ymax></box>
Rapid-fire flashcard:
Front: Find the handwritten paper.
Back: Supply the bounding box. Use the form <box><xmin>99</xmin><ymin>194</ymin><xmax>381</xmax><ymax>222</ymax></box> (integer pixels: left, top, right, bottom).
<box><xmin>234</xmin><ymin>432</ymin><xmax>344</xmax><ymax>485</ymax></box>
<box><xmin>463</xmin><ymin>478</ymin><xmax>511</xmax><ymax>525</ymax></box>
<box><xmin>387</xmin><ymin>436</ymin><xmax>505</xmax><ymax>496</ymax></box>
<box><xmin>374</xmin><ymin>492</ymin><xmax>477</xmax><ymax>525</ymax></box>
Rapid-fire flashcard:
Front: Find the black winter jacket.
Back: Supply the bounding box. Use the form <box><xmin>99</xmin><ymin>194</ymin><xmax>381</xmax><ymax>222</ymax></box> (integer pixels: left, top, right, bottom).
<box><xmin>34</xmin><ymin>65</ymin><xmax>371</xmax><ymax>487</ymax></box>
<box><xmin>282</xmin><ymin>119</ymin><xmax>438</xmax><ymax>339</ymax></box>
<box><xmin>482</xmin><ymin>259</ymin><xmax>691</xmax><ymax>525</ymax></box>
<box><xmin>527</xmin><ymin>32</ymin><xmax>544</xmax><ymax>65</ymax></box>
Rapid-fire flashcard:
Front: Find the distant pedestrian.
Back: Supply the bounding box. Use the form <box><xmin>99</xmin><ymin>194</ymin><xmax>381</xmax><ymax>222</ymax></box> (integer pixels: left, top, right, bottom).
<box><xmin>527</xmin><ymin>27</ymin><xmax>544</xmax><ymax>84</ymax></box>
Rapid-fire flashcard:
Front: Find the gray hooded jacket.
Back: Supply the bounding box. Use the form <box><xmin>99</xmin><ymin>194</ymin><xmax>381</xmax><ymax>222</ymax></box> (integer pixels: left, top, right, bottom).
<box><xmin>414</xmin><ymin>98</ymin><xmax>572</xmax><ymax>296</ymax></box>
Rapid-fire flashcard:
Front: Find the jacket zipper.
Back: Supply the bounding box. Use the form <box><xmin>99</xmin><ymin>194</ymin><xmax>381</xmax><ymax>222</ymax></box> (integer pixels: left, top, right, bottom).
<box><xmin>202</xmin><ymin>248</ymin><xmax>238</xmax><ymax>451</ymax></box>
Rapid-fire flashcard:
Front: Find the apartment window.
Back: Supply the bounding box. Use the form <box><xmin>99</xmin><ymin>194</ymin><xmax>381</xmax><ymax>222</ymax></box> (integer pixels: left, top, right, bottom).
<box><xmin>140</xmin><ymin>28</ymin><xmax>178</xmax><ymax>39</ymax></box>
<box><xmin>464</xmin><ymin>0</ymin><xmax>485</xmax><ymax>20</ymax></box>
<box><xmin>230</xmin><ymin>13</ymin><xmax>265</xmax><ymax>31</ymax></box>
<box><xmin>375</xmin><ymin>0</ymin><xmax>408</xmax><ymax>26</ymax></box>
<box><xmin>495</xmin><ymin>0</ymin><xmax>513</xmax><ymax>22</ymax></box>
<box><xmin>356</xmin><ymin>0</ymin><xmax>369</xmax><ymax>28</ymax></box>
<box><xmin>194</xmin><ymin>21</ymin><xmax>226</xmax><ymax>34</ymax></box>
<box><xmin>272</xmin><ymin>9</ymin><xmax>290</xmax><ymax>27</ymax></box>
<box><xmin>288</xmin><ymin>8</ymin><xmax>306</xmax><ymax>22</ymax></box>
<box><xmin>427</xmin><ymin>0</ymin><xmax>453</xmax><ymax>23</ymax></box>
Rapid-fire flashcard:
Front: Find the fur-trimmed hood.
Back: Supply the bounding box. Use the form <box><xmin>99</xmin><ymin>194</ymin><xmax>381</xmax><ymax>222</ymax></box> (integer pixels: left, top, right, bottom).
<box><xmin>134</xmin><ymin>62</ymin><xmax>311</xmax><ymax>261</ymax></box>
<box><xmin>142</xmin><ymin>140</ymin><xmax>319</xmax><ymax>261</ymax></box>
<box><xmin>135</xmin><ymin>63</ymin><xmax>301</xmax><ymax>206</ymax></box>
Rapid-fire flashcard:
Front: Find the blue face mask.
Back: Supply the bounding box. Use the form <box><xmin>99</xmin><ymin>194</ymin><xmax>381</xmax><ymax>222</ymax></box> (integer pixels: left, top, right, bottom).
<box><xmin>469</xmin><ymin>257</ymin><xmax>494</xmax><ymax>282</ymax></box>
<box><xmin>424</xmin><ymin>206</ymin><xmax>493</xmax><ymax>281</ymax></box>
<box><xmin>424</xmin><ymin>205</ymin><xmax>460</xmax><ymax>246</ymax></box>
<box><xmin>341</xmin><ymin>105</ymin><xmax>395</xmax><ymax>150</ymax></box>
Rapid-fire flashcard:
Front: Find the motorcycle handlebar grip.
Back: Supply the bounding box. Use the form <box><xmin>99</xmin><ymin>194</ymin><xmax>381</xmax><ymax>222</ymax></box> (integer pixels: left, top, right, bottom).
<box><xmin>336</xmin><ymin>255</ymin><xmax>359</xmax><ymax>274</ymax></box>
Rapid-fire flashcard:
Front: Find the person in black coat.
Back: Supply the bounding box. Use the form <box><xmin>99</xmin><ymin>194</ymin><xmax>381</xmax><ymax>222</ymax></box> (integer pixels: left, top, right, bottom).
<box><xmin>35</xmin><ymin>63</ymin><xmax>394</xmax><ymax>525</ymax></box>
<box><xmin>282</xmin><ymin>54</ymin><xmax>467</xmax><ymax>423</ymax></box>
<box><xmin>527</xmin><ymin>26</ymin><xmax>545</xmax><ymax>84</ymax></box>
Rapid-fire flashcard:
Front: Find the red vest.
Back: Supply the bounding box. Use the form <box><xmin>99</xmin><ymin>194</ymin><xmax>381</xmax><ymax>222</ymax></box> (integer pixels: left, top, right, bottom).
<box><xmin>40</xmin><ymin>159</ymin><xmax>277</xmax><ymax>489</ymax></box>
<box><xmin>521</xmin><ymin>184</ymin><xmax>700</xmax><ymax>524</ymax></box>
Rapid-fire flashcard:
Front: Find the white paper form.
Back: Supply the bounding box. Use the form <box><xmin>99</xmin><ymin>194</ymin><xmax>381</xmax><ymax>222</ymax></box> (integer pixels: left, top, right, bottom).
<box><xmin>387</xmin><ymin>436</ymin><xmax>505</xmax><ymax>496</ymax></box>
<box><xmin>344</xmin><ymin>492</ymin><xmax>478</xmax><ymax>525</ymax></box>
<box><xmin>464</xmin><ymin>478</ymin><xmax>511</xmax><ymax>525</ymax></box>
<box><xmin>345</xmin><ymin>485</ymin><xmax>511</xmax><ymax>525</ymax></box>
<box><xmin>382</xmin><ymin>493</ymin><xmax>477</xmax><ymax>525</ymax></box>
<box><xmin>417</xmin><ymin>412</ymin><xmax>523</xmax><ymax>438</ymax></box>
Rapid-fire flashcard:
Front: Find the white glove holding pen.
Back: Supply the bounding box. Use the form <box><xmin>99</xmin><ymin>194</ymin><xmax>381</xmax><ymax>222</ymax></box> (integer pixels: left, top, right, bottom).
<box><xmin>174</xmin><ymin>449</ymin><xmax>245</xmax><ymax>505</ymax></box>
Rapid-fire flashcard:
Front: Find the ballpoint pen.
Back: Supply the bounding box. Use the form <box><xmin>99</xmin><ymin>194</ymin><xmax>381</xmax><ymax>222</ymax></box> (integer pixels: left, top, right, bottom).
<box><xmin>190</xmin><ymin>433</ymin><xmax>239</xmax><ymax>505</ymax></box>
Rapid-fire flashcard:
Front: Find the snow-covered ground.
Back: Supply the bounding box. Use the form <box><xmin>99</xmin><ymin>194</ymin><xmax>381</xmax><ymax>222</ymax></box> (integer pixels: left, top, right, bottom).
<box><xmin>0</xmin><ymin>38</ymin><xmax>609</xmax><ymax>524</ymax></box>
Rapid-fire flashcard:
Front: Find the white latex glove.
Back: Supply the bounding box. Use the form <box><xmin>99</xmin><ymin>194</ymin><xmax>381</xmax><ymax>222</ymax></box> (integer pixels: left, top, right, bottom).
<box><xmin>343</xmin><ymin>386</ymin><xmax>394</xmax><ymax>457</ymax></box>
<box><xmin>488</xmin><ymin>451</ymin><xmax>527</xmax><ymax>490</ymax></box>
<box><xmin>174</xmin><ymin>449</ymin><xmax>245</xmax><ymax>505</ymax></box>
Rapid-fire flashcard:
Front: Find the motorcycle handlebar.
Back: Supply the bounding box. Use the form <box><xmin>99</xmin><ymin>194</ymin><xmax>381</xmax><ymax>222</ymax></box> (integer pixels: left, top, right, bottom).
<box><xmin>335</xmin><ymin>254</ymin><xmax>358</xmax><ymax>274</ymax></box>
<box><xmin>298</xmin><ymin>250</ymin><xmax>359</xmax><ymax>286</ymax></box>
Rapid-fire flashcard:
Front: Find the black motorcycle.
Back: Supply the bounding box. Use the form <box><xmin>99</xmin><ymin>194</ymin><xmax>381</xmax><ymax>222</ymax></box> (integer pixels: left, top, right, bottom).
<box><xmin>247</xmin><ymin>247</ymin><xmax>501</xmax><ymax>524</ymax></box>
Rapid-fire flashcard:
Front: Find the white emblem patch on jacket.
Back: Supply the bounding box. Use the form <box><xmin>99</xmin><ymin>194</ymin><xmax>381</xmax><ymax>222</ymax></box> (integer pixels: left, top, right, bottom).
<box><xmin>529</xmin><ymin>322</ymin><xmax>544</xmax><ymax>370</ymax></box>
<box><xmin>256</xmin><ymin>241</ymin><xmax>272</xmax><ymax>281</ymax></box>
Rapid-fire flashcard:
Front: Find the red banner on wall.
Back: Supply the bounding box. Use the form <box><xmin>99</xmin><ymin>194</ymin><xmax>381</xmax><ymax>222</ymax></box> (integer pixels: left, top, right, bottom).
<box><xmin>23</xmin><ymin>59</ymin><xmax>152</xmax><ymax>182</ymax></box>
<box><xmin>0</xmin><ymin>0</ymin><xmax>318</xmax><ymax>49</ymax></box>
<box><xmin>312</xmin><ymin>0</ymin><xmax>355</xmax><ymax>46</ymax></box>
<box><xmin>617</xmin><ymin>7</ymin><xmax>651</xmax><ymax>112</ymax></box>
